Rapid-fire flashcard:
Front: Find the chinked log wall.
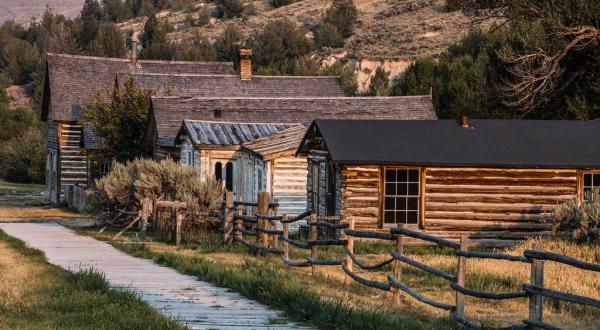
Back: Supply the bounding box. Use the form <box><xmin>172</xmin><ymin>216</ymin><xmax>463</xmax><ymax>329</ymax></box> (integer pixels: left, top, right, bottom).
<box><xmin>341</xmin><ymin>166</ymin><xmax>577</xmax><ymax>247</ymax></box>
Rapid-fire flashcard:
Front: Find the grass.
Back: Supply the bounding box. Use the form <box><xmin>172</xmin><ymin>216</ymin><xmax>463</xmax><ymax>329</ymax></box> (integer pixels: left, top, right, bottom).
<box><xmin>0</xmin><ymin>179</ymin><xmax>45</xmax><ymax>193</ymax></box>
<box><xmin>0</xmin><ymin>229</ymin><xmax>185</xmax><ymax>330</ymax></box>
<box><xmin>79</xmin><ymin>226</ymin><xmax>600</xmax><ymax>330</ymax></box>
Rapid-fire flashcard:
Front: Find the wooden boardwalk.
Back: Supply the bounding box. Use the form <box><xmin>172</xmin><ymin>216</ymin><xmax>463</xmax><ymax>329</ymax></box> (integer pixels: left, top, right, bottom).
<box><xmin>0</xmin><ymin>223</ymin><xmax>312</xmax><ymax>330</ymax></box>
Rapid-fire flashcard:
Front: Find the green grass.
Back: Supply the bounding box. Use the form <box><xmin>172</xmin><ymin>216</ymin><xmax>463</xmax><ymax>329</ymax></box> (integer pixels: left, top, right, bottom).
<box><xmin>0</xmin><ymin>230</ymin><xmax>186</xmax><ymax>330</ymax></box>
<box><xmin>0</xmin><ymin>179</ymin><xmax>45</xmax><ymax>193</ymax></box>
<box><xmin>79</xmin><ymin>227</ymin><xmax>457</xmax><ymax>330</ymax></box>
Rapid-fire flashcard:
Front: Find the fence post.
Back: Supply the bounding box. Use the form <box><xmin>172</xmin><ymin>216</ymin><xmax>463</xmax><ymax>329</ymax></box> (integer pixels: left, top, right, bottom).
<box><xmin>455</xmin><ymin>234</ymin><xmax>468</xmax><ymax>319</ymax></box>
<box><xmin>139</xmin><ymin>197</ymin><xmax>150</xmax><ymax>241</ymax></box>
<box><xmin>257</xmin><ymin>192</ymin><xmax>270</xmax><ymax>250</ymax></box>
<box><xmin>224</xmin><ymin>191</ymin><xmax>234</xmax><ymax>243</ymax></box>
<box><xmin>345</xmin><ymin>218</ymin><xmax>355</xmax><ymax>284</ymax></box>
<box><xmin>174</xmin><ymin>209</ymin><xmax>183</xmax><ymax>247</ymax></box>
<box><xmin>283</xmin><ymin>214</ymin><xmax>289</xmax><ymax>262</ymax></box>
<box><xmin>235</xmin><ymin>198</ymin><xmax>244</xmax><ymax>242</ymax></box>
<box><xmin>272</xmin><ymin>198</ymin><xmax>279</xmax><ymax>249</ymax></box>
<box><xmin>528</xmin><ymin>245</ymin><xmax>544</xmax><ymax>328</ymax></box>
<box><xmin>393</xmin><ymin>224</ymin><xmax>404</xmax><ymax>305</ymax></box>
<box><xmin>310</xmin><ymin>212</ymin><xmax>318</xmax><ymax>276</ymax></box>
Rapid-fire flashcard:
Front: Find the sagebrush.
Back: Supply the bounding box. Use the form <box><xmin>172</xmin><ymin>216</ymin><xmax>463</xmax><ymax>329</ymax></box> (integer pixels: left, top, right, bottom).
<box><xmin>551</xmin><ymin>199</ymin><xmax>600</xmax><ymax>244</ymax></box>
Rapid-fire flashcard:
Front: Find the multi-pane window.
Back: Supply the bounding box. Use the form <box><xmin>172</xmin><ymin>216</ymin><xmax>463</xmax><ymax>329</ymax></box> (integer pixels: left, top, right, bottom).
<box><xmin>99</xmin><ymin>161</ymin><xmax>112</xmax><ymax>178</ymax></box>
<box><xmin>583</xmin><ymin>173</ymin><xmax>600</xmax><ymax>202</ymax></box>
<box><xmin>383</xmin><ymin>168</ymin><xmax>420</xmax><ymax>225</ymax></box>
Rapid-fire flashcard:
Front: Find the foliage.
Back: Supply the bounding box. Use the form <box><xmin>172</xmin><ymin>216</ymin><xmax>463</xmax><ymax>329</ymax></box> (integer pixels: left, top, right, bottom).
<box><xmin>215</xmin><ymin>25</ymin><xmax>243</xmax><ymax>63</ymax></box>
<box><xmin>552</xmin><ymin>199</ymin><xmax>600</xmax><ymax>244</ymax></box>
<box><xmin>314</xmin><ymin>22</ymin><xmax>345</xmax><ymax>49</ymax></box>
<box><xmin>323</xmin><ymin>0</ymin><xmax>358</xmax><ymax>38</ymax></box>
<box><xmin>248</xmin><ymin>18</ymin><xmax>313</xmax><ymax>74</ymax></box>
<box><xmin>83</xmin><ymin>77</ymin><xmax>152</xmax><ymax>161</ymax></box>
<box><xmin>216</xmin><ymin>0</ymin><xmax>246</xmax><ymax>19</ymax></box>
<box><xmin>173</xmin><ymin>32</ymin><xmax>216</xmax><ymax>61</ymax></box>
<box><xmin>93</xmin><ymin>158</ymin><xmax>224</xmax><ymax>238</ymax></box>
<box><xmin>270</xmin><ymin>0</ymin><xmax>295</xmax><ymax>8</ymax></box>
<box><xmin>139</xmin><ymin>13</ymin><xmax>173</xmax><ymax>60</ymax></box>
<box><xmin>367</xmin><ymin>66</ymin><xmax>391</xmax><ymax>96</ymax></box>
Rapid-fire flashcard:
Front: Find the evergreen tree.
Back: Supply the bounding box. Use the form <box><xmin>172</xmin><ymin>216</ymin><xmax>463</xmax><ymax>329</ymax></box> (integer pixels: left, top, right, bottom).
<box><xmin>215</xmin><ymin>26</ymin><xmax>243</xmax><ymax>63</ymax></box>
<box><xmin>139</xmin><ymin>14</ymin><xmax>172</xmax><ymax>60</ymax></box>
<box><xmin>98</xmin><ymin>23</ymin><xmax>127</xmax><ymax>57</ymax></box>
<box><xmin>323</xmin><ymin>0</ymin><xmax>358</xmax><ymax>38</ymax></box>
<box><xmin>83</xmin><ymin>77</ymin><xmax>152</xmax><ymax>161</ymax></box>
<box><xmin>81</xmin><ymin>0</ymin><xmax>103</xmax><ymax>21</ymax></box>
<box><xmin>367</xmin><ymin>67</ymin><xmax>390</xmax><ymax>96</ymax></box>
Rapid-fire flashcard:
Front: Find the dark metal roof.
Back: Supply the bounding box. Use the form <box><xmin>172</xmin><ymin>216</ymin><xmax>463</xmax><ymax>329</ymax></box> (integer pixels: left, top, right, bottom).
<box><xmin>176</xmin><ymin>120</ymin><xmax>295</xmax><ymax>146</ymax></box>
<box><xmin>301</xmin><ymin>119</ymin><xmax>600</xmax><ymax>168</ymax></box>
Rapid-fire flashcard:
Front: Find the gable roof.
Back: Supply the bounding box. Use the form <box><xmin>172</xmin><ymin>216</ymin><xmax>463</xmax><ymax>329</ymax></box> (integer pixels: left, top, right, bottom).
<box><xmin>151</xmin><ymin>95</ymin><xmax>436</xmax><ymax>148</ymax></box>
<box><xmin>42</xmin><ymin>53</ymin><xmax>234</xmax><ymax>122</ymax></box>
<box><xmin>242</xmin><ymin>125</ymin><xmax>307</xmax><ymax>160</ymax></box>
<box><xmin>299</xmin><ymin>119</ymin><xmax>600</xmax><ymax>168</ymax></box>
<box><xmin>175</xmin><ymin>120</ymin><xmax>294</xmax><ymax>147</ymax></box>
<box><xmin>125</xmin><ymin>73</ymin><xmax>345</xmax><ymax>98</ymax></box>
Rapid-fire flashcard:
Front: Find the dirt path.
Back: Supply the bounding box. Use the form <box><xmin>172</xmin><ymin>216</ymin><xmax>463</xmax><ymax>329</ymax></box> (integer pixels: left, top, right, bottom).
<box><xmin>0</xmin><ymin>223</ymin><xmax>312</xmax><ymax>330</ymax></box>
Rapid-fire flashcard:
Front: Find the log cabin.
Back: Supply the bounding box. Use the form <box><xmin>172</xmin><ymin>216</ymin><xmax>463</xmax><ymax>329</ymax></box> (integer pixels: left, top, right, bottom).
<box><xmin>40</xmin><ymin>51</ymin><xmax>234</xmax><ymax>204</ymax></box>
<box><xmin>296</xmin><ymin>118</ymin><xmax>600</xmax><ymax>247</ymax></box>
<box><xmin>173</xmin><ymin>120</ymin><xmax>300</xmax><ymax>208</ymax></box>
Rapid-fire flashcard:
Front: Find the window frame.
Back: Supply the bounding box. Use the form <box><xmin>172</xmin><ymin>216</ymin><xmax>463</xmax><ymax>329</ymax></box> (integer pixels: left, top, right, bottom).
<box><xmin>580</xmin><ymin>170</ymin><xmax>600</xmax><ymax>203</ymax></box>
<box><xmin>380</xmin><ymin>166</ymin><xmax>423</xmax><ymax>228</ymax></box>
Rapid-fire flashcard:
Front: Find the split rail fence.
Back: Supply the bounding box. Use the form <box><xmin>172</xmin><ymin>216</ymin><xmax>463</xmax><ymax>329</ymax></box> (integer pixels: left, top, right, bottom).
<box><xmin>221</xmin><ymin>191</ymin><xmax>600</xmax><ymax>330</ymax></box>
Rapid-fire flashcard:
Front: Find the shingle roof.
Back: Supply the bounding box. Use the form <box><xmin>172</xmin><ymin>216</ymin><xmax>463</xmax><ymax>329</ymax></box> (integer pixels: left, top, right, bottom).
<box><xmin>176</xmin><ymin>120</ymin><xmax>295</xmax><ymax>147</ymax></box>
<box><xmin>242</xmin><ymin>125</ymin><xmax>307</xmax><ymax>160</ymax></box>
<box><xmin>300</xmin><ymin>119</ymin><xmax>600</xmax><ymax>168</ymax></box>
<box><xmin>42</xmin><ymin>53</ymin><xmax>234</xmax><ymax>122</ymax></box>
<box><xmin>125</xmin><ymin>73</ymin><xmax>345</xmax><ymax>98</ymax></box>
<box><xmin>151</xmin><ymin>95</ymin><xmax>436</xmax><ymax>147</ymax></box>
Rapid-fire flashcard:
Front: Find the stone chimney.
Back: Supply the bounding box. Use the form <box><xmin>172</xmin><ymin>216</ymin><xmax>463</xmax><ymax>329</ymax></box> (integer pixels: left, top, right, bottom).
<box><xmin>131</xmin><ymin>38</ymin><xmax>138</xmax><ymax>66</ymax></box>
<box><xmin>240</xmin><ymin>49</ymin><xmax>252</xmax><ymax>80</ymax></box>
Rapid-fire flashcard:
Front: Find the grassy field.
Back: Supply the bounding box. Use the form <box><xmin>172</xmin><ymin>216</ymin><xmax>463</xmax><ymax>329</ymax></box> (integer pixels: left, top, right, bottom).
<box><xmin>0</xmin><ymin>180</ymin><xmax>45</xmax><ymax>192</ymax></box>
<box><xmin>77</xmin><ymin>226</ymin><xmax>600</xmax><ymax>329</ymax></box>
<box><xmin>0</xmin><ymin>229</ymin><xmax>185</xmax><ymax>330</ymax></box>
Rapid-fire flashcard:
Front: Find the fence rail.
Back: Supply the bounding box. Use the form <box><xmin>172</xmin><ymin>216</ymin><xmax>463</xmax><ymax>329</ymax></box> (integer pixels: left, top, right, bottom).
<box><xmin>220</xmin><ymin>191</ymin><xmax>600</xmax><ymax>330</ymax></box>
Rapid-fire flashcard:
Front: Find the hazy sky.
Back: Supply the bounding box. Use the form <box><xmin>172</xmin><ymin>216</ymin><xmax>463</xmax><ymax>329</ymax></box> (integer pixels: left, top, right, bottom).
<box><xmin>0</xmin><ymin>0</ymin><xmax>84</xmax><ymax>24</ymax></box>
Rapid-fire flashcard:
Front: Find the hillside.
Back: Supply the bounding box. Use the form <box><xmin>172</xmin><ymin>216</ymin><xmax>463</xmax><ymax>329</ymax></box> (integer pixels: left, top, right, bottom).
<box><xmin>117</xmin><ymin>0</ymin><xmax>478</xmax><ymax>88</ymax></box>
<box><xmin>0</xmin><ymin>0</ymin><xmax>84</xmax><ymax>24</ymax></box>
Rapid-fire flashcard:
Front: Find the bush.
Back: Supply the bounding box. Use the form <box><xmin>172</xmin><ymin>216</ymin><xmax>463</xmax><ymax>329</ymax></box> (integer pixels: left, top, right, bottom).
<box><xmin>314</xmin><ymin>22</ymin><xmax>345</xmax><ymax>49</ymax></box>
<box><xmin>270</xmin><ymin>0</ymin><xmax>294</xmax><ymax>8</ymax></box>
<box><xmin>93</xmin><ymin>158</ymin><xmax>224</xmax><ymax>239</ymax></box>
<box><xmin>0</xmin><ymin>127</ymin><xmax>46</xmax><ymax>184</ymax></box>
<box><xmin>552</xmin><ymin>199</ymin><xmax>600</xmax><ymax>244</ymax></box>
<box><xmin>216</xmin><ymin>0</ymin><xmax>245</xmax><ymax>18</ymax></box>
<box><xmin>323</xmin><ymin>0</ymin><xmax>358</xmax><ymax>38</ymax></box>
<box><xmin>367</xmin><ymin>66</ymin><xmax>390</xmax><ymax>96</ymax></box>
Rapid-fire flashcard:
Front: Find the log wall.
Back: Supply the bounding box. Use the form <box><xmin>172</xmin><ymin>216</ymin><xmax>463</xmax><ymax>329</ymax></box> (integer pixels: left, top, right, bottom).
<box><xmin>340</xmin><ymin>165</ymin><xmax>381</xmax><ymax>230</ymax></box>
<box><xmin>423</xmin><ymin>168</ymin><xmax>577</xmax><ymax>232</ymax></box>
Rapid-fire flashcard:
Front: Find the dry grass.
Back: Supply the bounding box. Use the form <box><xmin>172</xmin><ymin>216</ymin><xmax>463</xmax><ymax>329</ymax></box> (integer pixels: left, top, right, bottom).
<box><xmin>0</xmin><ymin>207</ymin><xmax>84</xmax><ymax>218</ymax></box>
<box><xmin>81</xmin><ymin>227</ymin><xmax>600</xmax><ymax>329</ymax></box>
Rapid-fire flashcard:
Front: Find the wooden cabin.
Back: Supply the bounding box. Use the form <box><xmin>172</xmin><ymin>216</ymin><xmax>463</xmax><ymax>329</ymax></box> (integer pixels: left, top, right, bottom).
<box><xmin>40</xmin><ymin>52</ymin><xmax>234</xmax><ymax>203</ymax></box>
<box><xmin>297</xmin><ymin>119</ymin><xmax>600</xmax><ymax>247</ymax></box>
<box><xmin>149</xmin><ymin>95</ymin><xmax>437</xmax><ymax>161</ymax></box>
<box><xmin>174</xmin><ymin>120</ymin><xmax>300</xmax><ymax>204</ymax></box>
<box><xmin>242</xmin><ymin>126</ymin><xmax>308</xmax><ymax>216</ymax></box>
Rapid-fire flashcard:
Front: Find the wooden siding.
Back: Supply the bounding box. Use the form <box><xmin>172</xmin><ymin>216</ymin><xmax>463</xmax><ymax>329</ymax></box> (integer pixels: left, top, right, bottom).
<box><xmin>423</xmin><ymin>168</ymin><xmax>576</xmax><ymax>232</ymax></box>
<box><xmin>340</xmin><ymin>165</ymin><xmax>380</xmax><ymax>230</ymax></box>
<box><xmin>271</xmin><ymin>157</ymin><xmax>308</xmax><ymax>216</ymax></box>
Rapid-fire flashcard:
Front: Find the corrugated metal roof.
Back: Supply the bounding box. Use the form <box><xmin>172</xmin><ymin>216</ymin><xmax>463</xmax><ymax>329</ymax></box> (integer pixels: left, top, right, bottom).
<box><xmin>181</xmin><ymin>120</ymin><xmax>294</xmax><ymax>146</ymax></box>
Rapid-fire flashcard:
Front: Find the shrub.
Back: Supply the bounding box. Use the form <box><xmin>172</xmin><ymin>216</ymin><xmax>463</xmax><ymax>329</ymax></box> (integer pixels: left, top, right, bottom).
<box><xmin>314</xmin><ymin>22</ymin><xmax>345</xmax><ymax>49</ymax></box>
<box><xmin>551</xmin><ymin>199</ymin><xmax>600</xmax><ymax>244</ymax></box>
<box><xmin>323</xmin><ymin>0</ymin><xmax>358</xmax><ymax>38</ymax></box>
<box><xmin>270</xmin><ymin>0</ymin><xmax>294</xmax><ymax>8</ymax></box>
<box><xmin>93</xmin><ymin>158</ymin><xmax>224</xmax><ymax>239</ymax></box>
<box><xmin>216</xmin><ymin>0</ymin><xmax>245</xmax><ymax>18</ymax></box>
<box><xmin>367</xmin><ymin>66</ymin><xmax>390</xmax><ymax>96</ymax></box>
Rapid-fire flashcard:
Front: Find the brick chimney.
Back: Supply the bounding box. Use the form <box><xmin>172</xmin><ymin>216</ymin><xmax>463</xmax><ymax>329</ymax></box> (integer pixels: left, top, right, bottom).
<box><xmin>240</xmin><ymin>49</ymin><xmax>252</xmax><ymax>80</ymax></box>
<box><xmin>131</xmin><ymin>37</ymin><xmax>138</xmax><ymax>66</ymax></box>
<box><xmin>460</xmin><ymin>115</ymin><xmax>469</xmax><ymax>128</ymax></box>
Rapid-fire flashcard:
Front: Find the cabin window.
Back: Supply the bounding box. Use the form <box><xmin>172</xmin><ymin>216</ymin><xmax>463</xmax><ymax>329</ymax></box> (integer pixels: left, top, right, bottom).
<box><xmin>256</xmin><ymin>166</ymin><xmax>263</xmax><ymax>192</ymax></box>
<box><xmin>311</xmin><ymin>163</ymin><xmax>320</xmax><ymax>213</ymax></box>
<box><xmin>383</xmin><ymin>168</ymin><xmax>420</xmax><ymax>226</ymax></box>
<box><xmin>225</xmin><ymin>161</ymin><xmax>234</xmax><ymax>192</ymax></box>
<box><xmin>99</xmin><ymin>161</ymin><xmax>112</xmax><ymax>178</ymax></box>
<box><xmin>583</xmin><ymin>172</ymin><xmax>600</xmax><ymax>202</ymax></box>
<box><xmin>215</xmin><ymin>162</ymin><xmax>223</xmax><ymax>181</ymax></box>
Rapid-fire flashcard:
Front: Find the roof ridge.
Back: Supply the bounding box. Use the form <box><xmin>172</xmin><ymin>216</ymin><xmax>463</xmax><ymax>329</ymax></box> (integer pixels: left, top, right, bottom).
<box><xmin>127</xmin><ymin>72</ymin><xmax>340</xmax><ymax>79</ymax></box>
<box><xmin>183</xmin><ymin>119</ymin><xmax>302</xmax><ymax>125</ymax></box>
<box><xmin>47</xmin><ymin>52</ymin><xmax>233</xmax><ymax>66</ymax></box>
<box><xmin>152</xmin><ymin>95</ymin><xmax>432</xmax><ymax>101</ymax></box>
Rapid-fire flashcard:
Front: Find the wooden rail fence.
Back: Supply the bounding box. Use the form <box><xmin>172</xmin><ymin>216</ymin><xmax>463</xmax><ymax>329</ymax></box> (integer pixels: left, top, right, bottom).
<box><xmin>221</xmin><ymin>191</ymin><xmax>600</xmax><ymax>330</ymax></box>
